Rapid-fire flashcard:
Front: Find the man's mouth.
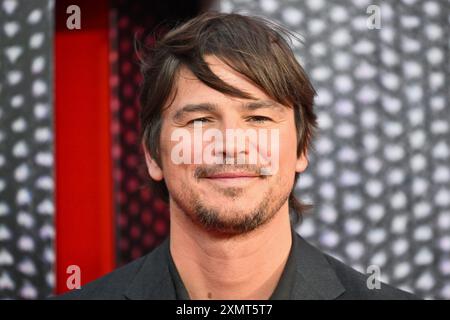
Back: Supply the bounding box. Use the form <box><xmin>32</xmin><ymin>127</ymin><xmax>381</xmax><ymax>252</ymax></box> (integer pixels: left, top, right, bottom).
<box><xmin>202</xmin><ymin>171</ymin><xmax>261</xmax><ymax>187</ymax></box>
<box><xmin>205</xmin><ymin>172</ymin><xmax>261</xmax><ymax>179</ymax></box>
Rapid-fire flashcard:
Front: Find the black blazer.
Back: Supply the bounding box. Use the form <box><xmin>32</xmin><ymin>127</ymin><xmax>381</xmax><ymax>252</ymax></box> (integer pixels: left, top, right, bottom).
<box><xmin>55</xmin><ymin>232</ymin><xmax>419</xmax><ymax>300</ymax></box>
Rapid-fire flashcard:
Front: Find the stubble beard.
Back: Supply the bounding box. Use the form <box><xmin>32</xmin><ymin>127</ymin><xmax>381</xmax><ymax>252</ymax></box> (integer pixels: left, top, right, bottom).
<box><xmin>170</xmin><ymin>176</ymin><xmax>290</xmax><ymax>237</ymax></box>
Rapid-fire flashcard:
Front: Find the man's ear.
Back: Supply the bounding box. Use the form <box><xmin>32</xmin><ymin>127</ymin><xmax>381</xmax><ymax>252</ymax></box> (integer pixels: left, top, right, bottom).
<box><xmin>295</xmin><ymin>152</ymin><xmax>308</xmax><ymax>173</ymax></box>
<box><xmin>142</xmin><ymin>142</ymin><xmax>164</xmax><ymax>181</ymax></box>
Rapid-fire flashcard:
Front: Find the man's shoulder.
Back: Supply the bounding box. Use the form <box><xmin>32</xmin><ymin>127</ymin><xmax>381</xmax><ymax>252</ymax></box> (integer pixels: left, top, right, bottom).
<box><xmin>52</xmin><ymin>255</ymin><xmax>148</xmax><ymax>300</ymax></box>
<box><xmin>322</xmin><ymin>252</ymin><xmax>420</xmax><ymax>300</ymax></box>
<box><xmin>52</xmin><ymin>237</ymin><xmax>174</xmax><ymax>300</ymax></box>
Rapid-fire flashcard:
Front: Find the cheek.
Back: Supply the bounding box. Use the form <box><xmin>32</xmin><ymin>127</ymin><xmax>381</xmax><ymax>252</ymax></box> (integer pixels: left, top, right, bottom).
<box><xmin>280</xmin><ymin>140</ymin><xmax>298</xmax><ymax>166</ymax></box>
<box><xmin>275</xmin><ymin>138</ymin><xmax>298</xmax><ymax>193</ymax></box>
<box><xmin>277</xmin><ymin>125</ymin><xmax>299</xmax><ymax>170</ymax></box>
<box><xmin>160</xmin><ymin>159</ymin><xmax>193</xmax><ymax>201</ymax></box>
<box><xmin>158</xmin><ymin>129</ymin><xmax>185</xmax><ymax>188</ymax></box>
<box><xmin>159</xmin><ymin>138</ymin><xmax>196</xmax><ymax>188</ymax></box>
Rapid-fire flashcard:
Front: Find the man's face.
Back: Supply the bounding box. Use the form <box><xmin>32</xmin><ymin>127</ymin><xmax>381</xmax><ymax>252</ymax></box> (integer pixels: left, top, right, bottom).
<box><xmin>144</xmin><ymin>56</ymin><xmax>307</xmax><ymax>236</ymax></box>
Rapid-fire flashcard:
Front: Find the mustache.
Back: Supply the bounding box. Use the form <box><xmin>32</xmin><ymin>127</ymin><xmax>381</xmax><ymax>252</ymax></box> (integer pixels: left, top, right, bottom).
<box><xmin>194</xmin><ymin>164</ymin><xmax>266</xmax><ymax>179</ymax></box>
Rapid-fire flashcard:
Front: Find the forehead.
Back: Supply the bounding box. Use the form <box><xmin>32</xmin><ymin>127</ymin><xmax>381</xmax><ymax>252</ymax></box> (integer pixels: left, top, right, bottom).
<box><xmin>164</xmin><ymin>55</ymin><xmax>273</xmax><ymax>114</ymax></box>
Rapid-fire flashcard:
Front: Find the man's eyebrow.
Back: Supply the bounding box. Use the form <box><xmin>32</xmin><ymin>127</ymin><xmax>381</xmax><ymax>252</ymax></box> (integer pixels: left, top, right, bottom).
<box><xmin>172</xmin><ymin>103</ymin><xmax>218</xmax><ymax>121</ymax></box>
<box><xmin>242</xmin><ymin>100</ymin><xmax>285</xmax><ymax>111</ymax></box>
<box><xmin>172</xmin><ymin>100</ymin><xmax>284</xmax><ymax>121</ymax></box>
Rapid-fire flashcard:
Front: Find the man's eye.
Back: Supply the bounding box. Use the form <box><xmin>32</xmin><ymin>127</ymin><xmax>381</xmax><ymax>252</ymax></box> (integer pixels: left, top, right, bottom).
<box><xmin>187</xmin><ymin>117</ymin><xmax>212</xmax><ymax>125</ymax></box>
<box><xmin>247</xmin><ymin>116</ymin><xmax>272</xmax><ymax>123</ymax></box>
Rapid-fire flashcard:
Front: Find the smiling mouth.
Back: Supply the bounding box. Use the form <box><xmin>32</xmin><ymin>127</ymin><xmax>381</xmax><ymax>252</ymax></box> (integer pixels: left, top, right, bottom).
<box><xmin>205</xmin><ymin>172</ymin><xmax>261</xmax><ymax>179</ymax></box>
<box><xmin>202</xmin><ymin>172</ymin><xmax>262</xmax><ymax>186</ymax></box>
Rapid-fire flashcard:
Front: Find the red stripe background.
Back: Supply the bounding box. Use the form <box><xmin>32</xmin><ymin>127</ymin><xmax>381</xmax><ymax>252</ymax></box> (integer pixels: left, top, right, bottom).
<box><xmin>54</xmin><ymin>0</ymin><xmax>115</xmax><ymax>294</ymax></box>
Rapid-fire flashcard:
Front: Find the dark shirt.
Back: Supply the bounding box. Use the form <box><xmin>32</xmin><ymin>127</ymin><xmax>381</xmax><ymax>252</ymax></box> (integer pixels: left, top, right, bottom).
<box><xmin>167</xmin><ymin>227</ymin><xmax>298</xmax><ymax>300</ymax></box>
<box><xmin>55</xmin><ymin>225</ymin><xmax>420</xmax><ymax>300</ymax></box>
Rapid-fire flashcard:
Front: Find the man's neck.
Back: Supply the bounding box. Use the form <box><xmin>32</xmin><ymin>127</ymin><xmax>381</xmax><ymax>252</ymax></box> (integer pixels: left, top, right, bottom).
<box><xmin>169</xmin><ymin>202</ymin><xmax>293</xmax><ymax>300</ymax></box>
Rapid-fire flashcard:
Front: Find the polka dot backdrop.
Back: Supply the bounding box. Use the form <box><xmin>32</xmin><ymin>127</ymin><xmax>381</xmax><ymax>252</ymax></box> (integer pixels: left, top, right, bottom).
<box><xmin>0</xmin><ymin>0</ymin><xmax>55</xmax><ymax>299</ymax></box>
<box><xmin>111</xmin><ymin>0</ymin><xmax>170</xmax><ymax>266</ymax></box>
<box><xmin>222</xmin><ymin>0</ymin><xmax>450</xmax><ymax>299</ymax></box>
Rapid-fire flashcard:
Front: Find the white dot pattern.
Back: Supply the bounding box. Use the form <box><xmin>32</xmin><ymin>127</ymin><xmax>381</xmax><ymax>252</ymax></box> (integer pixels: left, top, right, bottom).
<box><xmin>0</xmin><ymin>0</ymin><xmax>54</xmax><ymax>299</ymax></box>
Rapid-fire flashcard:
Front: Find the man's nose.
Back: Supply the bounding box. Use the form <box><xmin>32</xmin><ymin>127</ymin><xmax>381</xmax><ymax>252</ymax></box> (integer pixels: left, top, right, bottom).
<box><xmin>218</xmin><ymin>116</ymin><xmax>241</xmax><ymax>132</ymax></box>
<box><xmin>213</xmin><ymin>118</ymin><xmax>256</xmax><ymax>164</ymax></box>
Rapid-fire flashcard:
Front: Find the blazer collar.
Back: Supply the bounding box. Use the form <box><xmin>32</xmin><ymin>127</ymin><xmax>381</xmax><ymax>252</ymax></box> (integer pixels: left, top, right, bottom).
<box><xmin>290</xmin><ymin>230</ymin><xmax>345</xmax><ymax>299</ymax></box>
<box><xmin>123</xmin><ymin>228</ymin><xmax>346</xmax><ymax>300</ymax></box>
<box><xmin>123</xmin><ymin>238</ymin><xmax>176</xmax><ymax>300</ymax></box>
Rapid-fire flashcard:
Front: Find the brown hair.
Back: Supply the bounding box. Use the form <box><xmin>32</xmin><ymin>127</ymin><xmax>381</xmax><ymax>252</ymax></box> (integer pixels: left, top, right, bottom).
<box><xmin>139</xmin><ymin>12</ymin><xmax>317</xmax><ymax>220</ymax></box>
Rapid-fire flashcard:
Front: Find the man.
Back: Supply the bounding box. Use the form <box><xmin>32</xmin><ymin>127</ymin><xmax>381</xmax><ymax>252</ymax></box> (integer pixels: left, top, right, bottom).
<box><xmin>59</xmin><ymin>12</ymin><xmax>417</xmax><ymax>300</ymax></box>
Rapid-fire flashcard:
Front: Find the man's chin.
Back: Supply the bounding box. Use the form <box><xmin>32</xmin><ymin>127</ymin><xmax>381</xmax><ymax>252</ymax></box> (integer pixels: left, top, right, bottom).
<box><xmin>191</xmin><ymin>206</ymin><xmax>271</xmax><ymax>236</ymax></box>
<box><xmin>197</xmin><ymin>219</ymin><xmax>263</xmax><ymax>237</ymax></box>
<box><xmin>195</xmin><ymin>204</ymin><xmax>259</xmax><ymax>217</ymax></box>
<box><xmin>200</xmin><ymin>187</ymin><xmax>247</xmax><ymax>199</ymax></box>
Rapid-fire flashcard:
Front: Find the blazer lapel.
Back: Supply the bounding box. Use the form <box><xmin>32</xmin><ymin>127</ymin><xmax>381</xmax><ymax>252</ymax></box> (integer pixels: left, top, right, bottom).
<box><xmin>122</xmin><ymin>230</ymin><xmax>346</xmax><ymax>300</ymax></box>
<box><xmin>291</xmin><ymin>231</ymin><xmax>346</xmax><ymax>300</ymax></box>
<box><xmin>123</xmin><ymin>238</ymin><xmax>177</xmax><ymax>300</ymax></box>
